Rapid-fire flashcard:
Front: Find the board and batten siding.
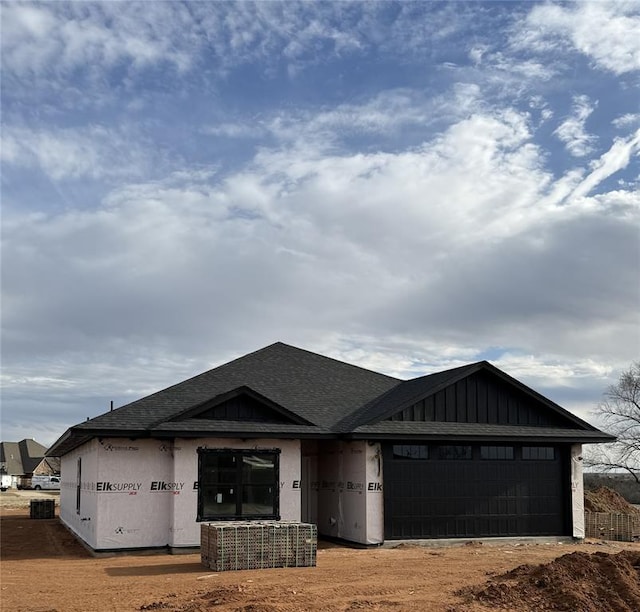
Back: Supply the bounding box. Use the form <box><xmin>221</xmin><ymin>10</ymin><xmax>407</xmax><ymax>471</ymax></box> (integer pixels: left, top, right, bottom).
<box><xmin>389</xmin><ymin>371</ymin><xmax>569</xmax><ymax>427</ymax></box>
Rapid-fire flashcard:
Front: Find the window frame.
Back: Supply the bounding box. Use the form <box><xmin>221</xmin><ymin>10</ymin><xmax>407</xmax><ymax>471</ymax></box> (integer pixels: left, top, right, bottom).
<box><xmin>76</xmin><ymin>457</ymin><xmax>82</xmax><ymax>515</ymax></box>
<box><xmin>522</xmin><ymin>446</ymin><xmax>556</xmax><ymax>461</ymax></box>
<box><xmin>434</xmin><ymin>445</ymin><xmax>473</xmax><ymax>460</ymax></box>
<box><xmin>480</xmin><ymin>445</ymin><xmax>515</xmax><ymax>460</ymax></box>
<box><xmin>392</xmin><ymin>444</ymin><xmax>429</xmax><ymax>460</ymax></box>
<box><xmin>197</xmin><ymin>448</ymin><xmax>280</xmax><ymax>522</ymax></box>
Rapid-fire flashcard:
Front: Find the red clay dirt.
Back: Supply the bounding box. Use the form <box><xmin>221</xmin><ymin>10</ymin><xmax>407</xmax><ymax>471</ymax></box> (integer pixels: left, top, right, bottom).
<box><xmin>2</xmin><ymin>493</ymin><xmax>640</xmax><ymax>612</ymax></box>
<box><xmin>584</xmin><ymin>486</ymin><xmax>640</xmax><ymax>514</ymax></box>
<box><xmin>459</xmin><ymin>549</ymin><xmax>640</xmax><ymax>612</ymax></box>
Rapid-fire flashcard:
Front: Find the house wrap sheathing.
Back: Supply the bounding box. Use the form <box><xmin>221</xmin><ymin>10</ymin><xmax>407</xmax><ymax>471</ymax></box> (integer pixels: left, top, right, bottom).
<box><xmin>304</xmin><ymin>440</ymin><xmax>384</xmax><ymax>545</ymax></box>
<box><xmin>60</xmin><ymin>437</ymin><xmax>386</xmax><ymax>550</ymax></box>
<box><xmin>570</xmin><ymin>444</ymin><xmax>585</xmax><ymax>539</ymax></box>
<box><xmin>62</xmin><ymin>438</ymin><xmax>300</xmax><ymax>550</ymax></box>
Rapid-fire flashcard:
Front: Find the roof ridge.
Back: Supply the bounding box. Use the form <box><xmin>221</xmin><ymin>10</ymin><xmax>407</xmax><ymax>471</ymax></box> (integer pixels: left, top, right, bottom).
<box><xmin>271</xmin><ymin>342</ymin><xmax>400</xmax><ymax>382</ymax></box>
<box><xmin>47</xmin><ymin>347</ymin><xmax>613</xmax><ymax>458</ymax></box>
<box><xmin>79</xmin><ymin>342</ymin><xmax>400</xmax><ymax>432</ymax></box>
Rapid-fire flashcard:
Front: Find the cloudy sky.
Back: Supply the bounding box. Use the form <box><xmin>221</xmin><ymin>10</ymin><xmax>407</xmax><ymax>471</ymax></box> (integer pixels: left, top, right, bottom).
<box><xmin>1</xmin><ymin>1</ymin><xmax>639</xmax><ymax>448</ymax></box>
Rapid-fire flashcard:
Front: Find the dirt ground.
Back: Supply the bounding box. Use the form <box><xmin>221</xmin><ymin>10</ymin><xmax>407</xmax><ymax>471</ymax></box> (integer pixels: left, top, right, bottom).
<box><xmin>1</xmin><ymin>490</ymin><xmax>639</xmax><ymax>612</ymax></box>
<box><xmin>585</xmin><ymin>487</ymin><xmax>640</xmax><ymax>514</ymax></box>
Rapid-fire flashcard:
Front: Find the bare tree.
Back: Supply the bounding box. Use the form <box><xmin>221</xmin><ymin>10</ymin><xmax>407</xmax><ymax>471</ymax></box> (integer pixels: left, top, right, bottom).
<box><xmin>585</xmin><ymin>362</ymin><xmax>640</xmax><ymax>483</ymax></box>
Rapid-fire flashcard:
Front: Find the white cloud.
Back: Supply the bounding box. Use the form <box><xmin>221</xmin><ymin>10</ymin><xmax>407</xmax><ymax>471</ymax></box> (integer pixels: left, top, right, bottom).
<box><xmin>487</xmin><ymin>52</ymin><xmax>556</xmax><ymax>82</ymax></box>
<box><xmin>570</xmin><ymin>128</ymin><xmax>640</xmax><ymax>199</ymax></box>
<box><xmin>1</xmin><ymin>2</ymin><xmax>194</xmax><ymax>78</ymax></box>
<box><xmin>495</xmin><ymin>354</ymin><xmax>614</xmax><ymax>388</ymax></box>
<box><xmin>267</xmin><ymin>88</ymin><xmax>475</xmax><ymax>145</ymax></box>
<box><xmin>613</xmin><ymin>113</ymin><xmax>640</xmax><ymax>129</ymax></box>
<box><xmin>203</xmin><ymin>123</ymin><xmax>264</xmax><ymax>139</ymax></box>
<box><xmin>554</xmin><ymin>95</ymin><xmax>597</xmax><ymax>157</ymax></box>
<box><xmin>1</xmin><ymin>125</ymin><xmax>165</xmax><ymax>181</ymax></box>
<box><xmin>4</xmin><ymin>108</ymin><xmax>636</xmax><ymax>370</ymax></box>
<box><xmin>0</xmin><ymin>3</ymin><xmax>354</xmax><ymax>82</ymax></box>
<box><xmin>200</xmin><ymin>85</ymin><xmax>485</xmax><ymax>155</ymax></box>
<box><xmin>522</xmin><ymin>2</ymin><xmax>640</xmax><ymax>75</ymax></box>
<box><xmin>3</xmin><ymin>102</ymin><xmax>638</xmax><ymax>443</ymax></box>
<box><xmin>0</xmin><ymin>2</ymin><xmax>496</xmax><ymax>93</ymax></box>
<box><xmin>469</xmin><ymin>45</ymin><xmax>488</xmax><ymax>66</ymax></box>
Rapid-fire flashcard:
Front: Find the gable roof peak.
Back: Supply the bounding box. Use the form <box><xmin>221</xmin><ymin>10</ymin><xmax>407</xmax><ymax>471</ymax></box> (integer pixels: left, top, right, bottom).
<box><xmin>46</xmin><ymin>344</ymin><xmax>614</xmax><ymax>456</ymax></box>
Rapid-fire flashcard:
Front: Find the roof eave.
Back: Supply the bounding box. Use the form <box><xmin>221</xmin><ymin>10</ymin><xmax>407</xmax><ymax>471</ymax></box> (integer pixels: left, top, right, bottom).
<box><xmin>46</xmin><ymin>429</ymin><xmax>74</xmax><ymax>457</ymax></box>
<box><xmin>344</xmin><ymin>432</ymin><xmax>616</xmax><ymax>444</ymax></box>
<box><xmin>47</xmin><ymin>425</ymin><xmax>340</xmax><ymax>456</ymax></box>
<box><xmin>150</xmin><ymin>429</ymin><xmax>336</xmax><ymax>440</ymax></box>
<box><xmin>46</xmin><ymin>427</ymin><xmax>152</xmax><ymax>457</ymax></box>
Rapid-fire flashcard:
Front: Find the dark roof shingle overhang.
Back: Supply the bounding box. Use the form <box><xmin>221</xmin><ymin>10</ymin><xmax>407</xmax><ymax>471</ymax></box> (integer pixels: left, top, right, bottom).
<box><xmin>152</xmin><ymin>419</ymin><xmax>330</xmax><ymax>437</ymax></box>
<box><xmin>47</xmin><ymin>343</ymin><xmax>614</xmax><ymax>456</ymax></box>
<box><xmin>346</xmin><ymin>421</ymin><xmax>616</xmax><ymax>444</ymax></box>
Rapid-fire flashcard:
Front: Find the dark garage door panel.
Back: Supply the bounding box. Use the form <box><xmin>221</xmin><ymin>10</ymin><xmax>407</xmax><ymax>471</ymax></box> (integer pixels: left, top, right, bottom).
<box><xmin>384</xmin><ymin>448</ymin><xmax>566</xmax><ymax>539</ymax></box>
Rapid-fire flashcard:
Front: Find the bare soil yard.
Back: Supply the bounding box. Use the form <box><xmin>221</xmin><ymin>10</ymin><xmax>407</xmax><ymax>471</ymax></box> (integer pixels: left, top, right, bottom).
<box><xmin>1</xmin><ymin>491</ymin><xmax>639</xmax><ymax>612</ymax></box>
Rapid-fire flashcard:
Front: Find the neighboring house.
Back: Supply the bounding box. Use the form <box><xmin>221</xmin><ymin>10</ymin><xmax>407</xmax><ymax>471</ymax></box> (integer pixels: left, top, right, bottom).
<box><xmin>0</xmin><ymin>439</ymin><xmax>61</xmax><ymax>488</ymax></box>
<box><xmin>47</xmin><ymin>342</ymin><xmax>613</xmax><ymax>552</ymax></box>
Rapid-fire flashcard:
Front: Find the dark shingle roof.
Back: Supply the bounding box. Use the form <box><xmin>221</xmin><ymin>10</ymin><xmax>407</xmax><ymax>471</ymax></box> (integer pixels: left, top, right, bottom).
<box><xmin>48</xmin><ymin>342</ymin><xmax>400</xmax><ymax>454</ymax></box>
<box><xmin>0</xmin><ymin>439</ymin><xmax>49</xmax><ymax>475</ymax></box>
<box><xmin>349</xmin><ymin>422</ymin><xmax>615</xmax><ymax>443</ymax></box>
<box><xmin>90</xmin><ymin>342</ymin><xmax>398</xmax><ymax>429</ymax></box>
<box><xmin>47</xmin><ymin>342</ymin><xmax>614</xmax><ymax>456</ymax></box>
<box><xmin>0</xmin><ymin>442</ymin><xmax>23</xmax><ymax>474</ymax></box>
<box><xmin>151</xmin><ymin>420</ymin><xmax>330</xmax><ymax>437</ymax></box>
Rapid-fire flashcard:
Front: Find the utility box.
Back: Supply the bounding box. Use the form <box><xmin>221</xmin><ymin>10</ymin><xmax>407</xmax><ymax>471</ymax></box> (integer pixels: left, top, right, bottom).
<box><xmin>30</xmin><ymin>499</ymin><xmax>55</xmax><ymax>519</ymax></box>
<box><xmin>201</xmin><ymin>521</ymin><xmax>317</xmax><ymax>571</ymax></box>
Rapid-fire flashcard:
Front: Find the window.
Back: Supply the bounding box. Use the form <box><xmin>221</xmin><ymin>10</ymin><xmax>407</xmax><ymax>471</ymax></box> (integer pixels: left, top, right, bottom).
<box><xmin>392</xmin><ymin>444</ymin><xmax>429</xmax><ymax>460</ymax></box>
<box><xmin>435</xmin><ymin>445</ymin><xmax>472</xmax><ymax>460</ymax></box>
<box><xmin>480</xmin><ymin>446</ymin><xmax>514</xmax><ymax>460</ymax></box>
<box><xmin>522</xmin><ymin>446</ymin><xmax>555</xmax><ymax>460</ymax></box>
<box><xmin>197</xmin><ymin>448</ymin><xmax>280</xmax><ymax>521</ymax></box>
<box><xmin>76</xmin><ymin>458</ymin><xmax>81</xmax><ymax>514</ymax></box>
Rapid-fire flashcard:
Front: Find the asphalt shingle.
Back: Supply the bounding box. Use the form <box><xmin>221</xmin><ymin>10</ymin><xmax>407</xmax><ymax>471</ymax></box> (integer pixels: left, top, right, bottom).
<box><xmin>47</xmin><ymin>342</ymin><xmax>614</xmax><ymax>456</ymax></box>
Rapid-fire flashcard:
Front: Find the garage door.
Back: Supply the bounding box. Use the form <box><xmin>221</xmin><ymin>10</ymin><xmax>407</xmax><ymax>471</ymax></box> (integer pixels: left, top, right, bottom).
<box><xmin>383</xmin><ymin>444</ymin><xmax>568</xmax><ymax>539</ymax></box>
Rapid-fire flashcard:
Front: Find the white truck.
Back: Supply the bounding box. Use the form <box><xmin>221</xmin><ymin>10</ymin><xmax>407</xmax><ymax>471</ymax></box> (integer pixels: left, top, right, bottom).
<box><xmin>30</xmin><ymin>475</ymin><xmax>61</xmax><ymax>490</ymax></box>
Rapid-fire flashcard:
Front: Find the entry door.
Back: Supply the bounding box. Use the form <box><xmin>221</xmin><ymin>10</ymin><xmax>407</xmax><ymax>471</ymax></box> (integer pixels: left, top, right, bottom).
<box><xmin>301</xmin><ymin>456</ymin><xmax>318</xmax><ymax>524</ymax></box>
